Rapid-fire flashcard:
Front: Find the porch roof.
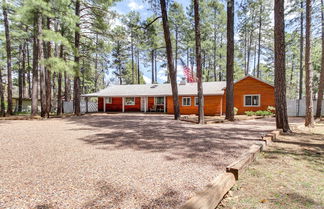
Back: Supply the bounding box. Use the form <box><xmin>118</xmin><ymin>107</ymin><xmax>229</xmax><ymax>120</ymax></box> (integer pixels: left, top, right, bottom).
<box><xmin>83</xmin><ymin>81</ymin><xmax>226</xmax><ymax>97</ymax></box>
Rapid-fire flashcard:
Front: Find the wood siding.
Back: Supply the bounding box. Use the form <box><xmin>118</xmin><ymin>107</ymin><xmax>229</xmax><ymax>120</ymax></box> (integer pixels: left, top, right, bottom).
<box><xmin>148</xmin><ymin>97</ymin><xmax>155</xmax><ymax>110</ymax></box>
<box><xmin>98</xmin><ymin>97</ymin><xmax>141</xmax><ymax>112</ymax></box>
<box><xmin>167</xmin><ymin>95</ymin><xmax>223</xmax><ymax>115</ymax></box>
<box><xmin>222</xmin><ymin>76</ymin><xmax>275</xmax><ymax>114</ymax></box>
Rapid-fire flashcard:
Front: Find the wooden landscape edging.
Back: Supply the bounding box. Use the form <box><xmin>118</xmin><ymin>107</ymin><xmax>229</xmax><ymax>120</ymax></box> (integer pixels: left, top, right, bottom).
<box><xmin>180</xmin><ymin>129</ymin><xmax>283</xmax><ymax>209</ymax></box>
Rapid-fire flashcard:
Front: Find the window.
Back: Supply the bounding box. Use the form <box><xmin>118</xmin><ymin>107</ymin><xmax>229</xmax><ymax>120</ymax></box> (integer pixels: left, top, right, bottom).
<box><xmin>155</xmin><ymin>97</ymin><xmax>164</xmax><ymax>105</ymax></box>
<box><xmin>182</xmin><ymin>97</ymin><xmax>191</xmax><ymax>106</ymax></box>
<box><xmin>194</xmin><ymin>97</ymin><xmax>204</xmax><ymax>106</ymax></box>
<box><xmin>244</xmin><ymin>95</ymin><xmax>260</xmax><ymax>107</ymax></box>
<box><xmin>105</xmin><ymin>97</ymin><xmax>112</xmax><ymax>104</ymax></box>
<box><xmin>125</xmin><ymin>97</ymin><xmax>135</xmax><ymax>105</ymax></box>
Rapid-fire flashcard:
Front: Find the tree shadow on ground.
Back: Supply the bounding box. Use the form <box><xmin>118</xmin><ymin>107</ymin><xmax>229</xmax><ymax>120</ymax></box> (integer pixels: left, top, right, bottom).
<box><xmin>270</xmin><ymin>192</ymin><xmax>323</xmax><ymax>208</ymax></box>
<box><xmin>81</xmin><ymin>180</ymin><xmax>183</xmax><ymax>209</ymax></box>
<box><xmin>81</xmin><ymin>180</ymin><xmax>129</xmax><ymax>209</ymax></box>
<box><xmin>265</xmin><ymin>131</ymin><xmax>324</xmax><ymax>173</ymax></box>
<box><xmin>65</xmin><ymin>114</ymin><xmax>275</xmax><ymax>166</ymax></box>
<box><xmin>140</xmin><ymin>188</ymin><xmax>182</xmax><ymax>209</ymax></box>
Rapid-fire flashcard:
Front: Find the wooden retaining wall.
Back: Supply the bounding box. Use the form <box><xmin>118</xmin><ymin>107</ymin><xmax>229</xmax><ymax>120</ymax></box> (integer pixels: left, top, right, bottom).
<box><xmin>180</xmin><ymin>129</ymin><xmax>282</xmax><ymax>209</ymax></box>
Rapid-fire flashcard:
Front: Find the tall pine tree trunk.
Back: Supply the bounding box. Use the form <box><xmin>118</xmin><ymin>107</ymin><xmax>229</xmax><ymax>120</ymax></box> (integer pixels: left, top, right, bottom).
<box><xmin>45</xmin><ymin>17</ymin><xmax>51</xmax><ymax>118</ymax></box>
<box><xmin>226</xmin><ymin>0</ymin><xmax>235</xmax><ymax>121</ymax></box>
<box><xmin>131</xmin><ymin>32</ymin><xmax>135</xmax><ymax>84</ymax></box>
<box><xmin>137</xmin><ymin>49</ymin><xmax>140</xmax><ymax>84</ymax></box>
<box><xmin>39</xmin><ymin>16</ymin><xmax>46</xmax><ymax>118</ymax></box>
<box><xmin>57</xmin><ymin>44</ymin><xmax>63</xmax><ymax>116</ymax></box>
<box><xmin>299</xmin><ymin>0</ymin><xmax>304</xmax><ymax>101</ymax></box>
<box><xmin>18</xmin><ymin>45</ymin><xmax>23</xmax><ymax>112</ymax></box>
<box><xmin>64</xmin><ymin>72</ymin><xmax>71</xmax><ymax>101</ymax></box>
<box><xmin>154</xmin><ymin>51</ymin><xmax>157</xmax><ymax>83</ymax></box>
<box><xmin>274</xmin><ymin>0</ymin><xmax>291</xmax><ymax>132</ymax></box>
<box><xmin>22</xmin><ymin>42</ymin><xmax>26</xmax><ymax>98</ymax></box>
<box><xmin>0</xmin><ymin>67</ymin><xmax>5</xmax><ymax>116</ymax></box>
<box><xmin>194</xmin><ymin>0</ymin><xmax>204</xmax><ymax>124</ymax></box>
<box><xmin>151</xmin><ymin>50</ymin><xmax>155</xmax><ymax>83</ymax></box>
<box><xmin>256</xmin><ymin>5</ymin><xmax>262</xmax><ymax>78</ymax></box>
<box><xmin>2</xmin><ymin>0</ymin><xmax>12</xmax><ymax>115</ymax></box>
<box><xmin>316</xmin><ymin>0</ymin><xmax>324</xmax><ymax>118</ymax></box>
<box><xmin>27</xmin><ymin>42</ymin><xmax>32</xmax><ymax>98</ymax></box>
<box><xmin>31</xmin><ymin>13</ymin><xmax>40</xmax><ymax>116</ymax></box>
<box><xmin>213</xmin><ymin>15</ymin><xmax>217</xmax><ymax>81</ymax></box>
<box><xmin>160</xmin><ymin>0</ymin><xmax>180</xmax><ymax>120</ymax></box>
<box><xmin>175</xmin><ymin>27</ymin><xmax>178</xmax><ymax>74</ymax></box>
<box><xmin>304</xmin><ymin>0</ymin><xmax>314</xmax><ymax>127</ymax></box>
<box><xmin>74</xmin><ymin>0</ymin><xmax>81</xmax><ymax>115</ymax></box>
<box><xmin>246</xmin><ymin>32</ymin><xmax>253</xmax><ymax>75</ymax></box>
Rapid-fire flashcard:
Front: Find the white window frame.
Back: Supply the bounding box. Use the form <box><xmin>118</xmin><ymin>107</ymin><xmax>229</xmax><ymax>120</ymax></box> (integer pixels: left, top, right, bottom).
<box><xmin>105</xmin><ymin>97</ymin><xmax>112</xmax><ymax>104</ymax></box>
<box><xmin>244</xmin><ymin>94</ymin><xmax>261</xmax><ymax>107</ymax></box>
<box><xmin>125</xmin><ymin>97</ymin><xmax>135</xmax><ymax>106</ymax></box>
<box><xmin>154</xmin><ymin>97</ymin><xmax>164</xmax><ymax>105</ymax></box>
<box><xmin>182</xmin><ymin>97</ymin><xmax>191</xmax><ymax>106</ymax></box>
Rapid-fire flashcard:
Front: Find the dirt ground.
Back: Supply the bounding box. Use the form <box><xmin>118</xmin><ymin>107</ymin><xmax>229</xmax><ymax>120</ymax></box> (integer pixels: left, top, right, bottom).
<box><xmin>0</xmin><ymin>113</ymin><xmax>301</xmax><ymax>209</ymax></box>
<box><xmin>220</xmin><ymin>121</ymin><xmax>324</xmax><ymax>209</ymax></box>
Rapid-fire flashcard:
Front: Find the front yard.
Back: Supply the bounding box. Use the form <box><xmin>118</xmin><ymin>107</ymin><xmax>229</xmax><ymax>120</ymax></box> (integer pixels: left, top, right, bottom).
<box><xmin>0</xmin><ymin>113</ymin><xmax>298</xmax><ymax>208</ymax></box>
<box><xmin>220</xmin><ymin>121</ymin><xmax>324</xmax><ymax>209</ymax></box>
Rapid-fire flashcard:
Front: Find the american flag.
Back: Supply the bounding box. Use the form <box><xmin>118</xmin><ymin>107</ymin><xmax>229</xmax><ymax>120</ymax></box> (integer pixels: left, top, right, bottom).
<box><xmin>180</xmin><ymin>59</ymin><xmax>195</xmax><ymax>82</ymax></box>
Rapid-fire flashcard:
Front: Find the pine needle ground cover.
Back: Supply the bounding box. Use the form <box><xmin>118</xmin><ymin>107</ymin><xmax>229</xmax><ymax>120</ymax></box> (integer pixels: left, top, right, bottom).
<box><xmin>221</xmin><ymin>122</ymin><xmax>324</xmax><ymax>209</ymax></box>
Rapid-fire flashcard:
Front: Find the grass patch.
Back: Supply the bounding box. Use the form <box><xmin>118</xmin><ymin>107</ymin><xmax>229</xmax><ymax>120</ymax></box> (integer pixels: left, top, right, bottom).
<box><xmin>220</xmin><ymin>122</ymin><xmax>324</xmax><ymax>209</ymax></box>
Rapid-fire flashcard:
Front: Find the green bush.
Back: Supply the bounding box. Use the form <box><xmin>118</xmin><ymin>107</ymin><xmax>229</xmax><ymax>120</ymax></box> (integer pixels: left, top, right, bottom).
<box><xmin>255</xmin><ymin>110</ymin><xmax>273</xmax><ymax>116</ymax></box>
<box><xmin>245</xmin><ymin>111</ymin><xmax>255</xmax><ymax>116</ymax></box>
<box><xmin>245</xmin><ymin>110</ymin><xmax>273</xmax><ymax>117</ymax></box>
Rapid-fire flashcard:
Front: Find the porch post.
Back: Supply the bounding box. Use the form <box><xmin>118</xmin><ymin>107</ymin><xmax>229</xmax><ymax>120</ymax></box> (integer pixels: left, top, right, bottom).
<box><xmin>164</xmin><ymin>96</ymin><xmax>166</xmax><ymax>113</ymax></box>
<box><xmin>103</xmin><ymin>97</ymin><xmax>106</xmax><ymax>112</ymax></box>
<box><xmin>122</xmin><ymin>97</ymin><xmax>125</xmax><ymax>112</ymax></box>
<box><xmin>144</xmin><ymin>97</ymin><xmax>147</xmax><ymax>113</ymax></box>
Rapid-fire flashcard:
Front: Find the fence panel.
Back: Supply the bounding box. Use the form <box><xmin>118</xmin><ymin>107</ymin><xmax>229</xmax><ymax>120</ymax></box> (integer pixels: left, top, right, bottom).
<box><xmin>63</xmin><ymin>101</ymin><xmax>98</xmax><ymax>114</ymax></box>
<box><xmin>287</xmin><ymin>99</ymin><xmax>324</xmax><ymax>116</ymax></box>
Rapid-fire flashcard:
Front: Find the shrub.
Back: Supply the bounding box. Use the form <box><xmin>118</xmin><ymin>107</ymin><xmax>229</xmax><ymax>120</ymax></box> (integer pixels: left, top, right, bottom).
<box><xmin>255</xmin><ymin>110</ymin><xmax>273</xmax><ymax>116</ymax></box>
<box><xmin>245</xmin><ymin>111</ymin><xmax>255</xmax><ymax>116</ymax></box>
<box><xmin>245</xmin><ymin>110</ymin><xmax>274</xmax><ymax>117</ymax></box>
<box><xmin>234</xmin><ymin>107</ymin><xmax>238</xmax><ymax>115</ymax></box>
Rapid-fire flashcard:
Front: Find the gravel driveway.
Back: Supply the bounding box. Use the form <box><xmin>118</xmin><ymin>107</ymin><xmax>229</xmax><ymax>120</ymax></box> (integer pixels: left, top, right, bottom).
<box><xmin>0</xmin><ymin>113</ymin><xmax>277</xmax><ymax>209</ymax></box>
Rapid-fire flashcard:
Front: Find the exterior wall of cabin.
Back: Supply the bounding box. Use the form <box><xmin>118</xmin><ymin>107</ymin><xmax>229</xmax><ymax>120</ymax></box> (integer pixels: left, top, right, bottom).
<box><xmin>222</xmin><ymin>76</ymin><xmax>275</xmax><ymax>114</ymax></box>
<box><xmin>167</xmin><ymin>95</ymin><xmax>223</xmax><ymax>116</ymax></box>
<box><xmin>98</xmin><ymin>97</ymin><xmax>141</xmax><ymax>112</ymax></box>
<box><xmin>124</xmin><ymin>97</ymin><xmax>141</xmax><ymax>111</ymax></box>
<box><xmin>148</xmin><ymin>97</ymin><xmax>155</xmax><ymax>110</ymax></box>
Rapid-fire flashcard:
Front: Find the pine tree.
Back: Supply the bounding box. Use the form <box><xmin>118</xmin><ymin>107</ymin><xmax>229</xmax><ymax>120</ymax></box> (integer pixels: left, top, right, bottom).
<box><xmin>226</xmin><ymin>0</ymin><xmax>234</xmax><ymax>121</ymax></box>
<box><xmin>274</xmin><ymin>0</ymin><xmax>291</xmax><ymax>132</ymax></box>
<box><xmin>304</xmin><ymin>0</ymin><xmax>314</xmax><ymax>127</ymax></box>
<box><xmin>159</xmin><ymin>0</ymin><xmax>180</xmax><ymax>120</ymax></box>
<box><xmin>316</xmin><ymin>0</ymin><xmax>324</xmax><ymax>118</ymax></box>
<box><xmin>194</xmin><ymin>0</ymin><xmax>204</xmax><ymax>124</ymax></box>
<box><xmin>2</xmin><ymin>0</ymin><xmax>13</xmax><ymax>115</ymax></box>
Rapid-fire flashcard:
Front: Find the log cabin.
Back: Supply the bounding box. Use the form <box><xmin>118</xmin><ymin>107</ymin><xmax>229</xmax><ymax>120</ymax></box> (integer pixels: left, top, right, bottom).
<box><xmin>83</xmin><ymin>76</ymin><xmax>275</xmax><ymax>115</ymax></box>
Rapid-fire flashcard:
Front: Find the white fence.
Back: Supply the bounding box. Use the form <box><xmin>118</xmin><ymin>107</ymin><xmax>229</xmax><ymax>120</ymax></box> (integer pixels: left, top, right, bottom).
<box><xmin>287</xmin><ymin>99</ymin><xmax>324</xmax><ymax>116</ymax></box>
<box><xmin>63</xmin><ymin>101</ymin><xmax>98</xmax><ymax>114</ymax></box>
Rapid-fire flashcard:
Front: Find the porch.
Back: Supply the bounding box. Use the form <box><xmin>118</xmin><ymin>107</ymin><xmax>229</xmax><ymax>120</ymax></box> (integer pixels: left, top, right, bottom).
<box><xmin>98</xmin><ymin>96</ymin><xmax>167</xmax><ymax>113</ymax></box>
